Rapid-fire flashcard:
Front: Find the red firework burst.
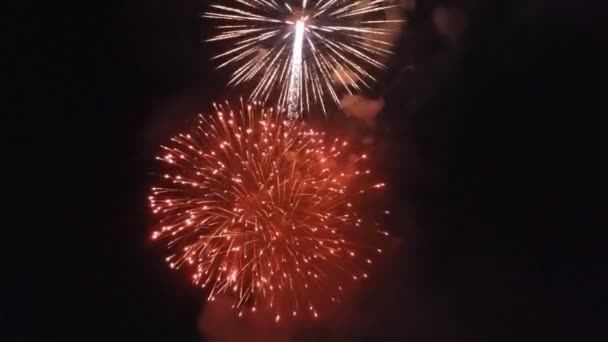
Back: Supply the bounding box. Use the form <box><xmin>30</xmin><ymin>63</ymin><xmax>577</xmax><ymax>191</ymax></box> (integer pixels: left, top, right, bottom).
<box><xmin>149</xmin><ymin>102</ymin><xmax>389</xmax><ymax>321</ymax></box>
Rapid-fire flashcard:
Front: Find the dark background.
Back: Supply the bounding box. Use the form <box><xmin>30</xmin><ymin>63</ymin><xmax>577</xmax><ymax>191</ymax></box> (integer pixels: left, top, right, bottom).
<box><xmin>13</xmin><ymin>0</ymin><xmax>607</xmax><ymax>341</ymax></box>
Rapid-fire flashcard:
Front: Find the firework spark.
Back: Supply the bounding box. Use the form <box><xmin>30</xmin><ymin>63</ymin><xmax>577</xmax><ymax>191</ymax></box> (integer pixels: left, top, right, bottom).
<box><xmin>204</xmin><ymin>0</ymin><xmax>402</xmax><ymax>116</ymax></box>
<box><xmin>149</xmin><ymin>102</ymin><xmax>389</xmax><ymax>320</ymax></box>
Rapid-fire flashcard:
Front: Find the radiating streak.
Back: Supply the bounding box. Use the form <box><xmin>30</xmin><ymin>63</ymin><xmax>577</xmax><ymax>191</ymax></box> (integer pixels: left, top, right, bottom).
<box><xmin>204</xmin><ymin>0</ymin><xmax>399</xmax><ymax>115</ymax></box>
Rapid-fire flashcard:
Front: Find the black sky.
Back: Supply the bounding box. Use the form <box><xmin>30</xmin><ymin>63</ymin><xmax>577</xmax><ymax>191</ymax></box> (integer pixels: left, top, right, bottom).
<box><xmin>14</xmin><ymin>0</ymin><xmax>608</xmax><ymax>341</ymax></box>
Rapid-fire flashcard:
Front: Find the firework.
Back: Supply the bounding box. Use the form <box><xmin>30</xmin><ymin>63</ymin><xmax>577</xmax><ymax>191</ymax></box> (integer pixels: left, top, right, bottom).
<box><xmin>149</xmin><ymin>102</ymin><xmax>389</xmax><ymax>320</ymax></box>
<box><xmin>204</xmin><ymin>0</ymin><xmax>402</xmax><ymax>116</ymax></box>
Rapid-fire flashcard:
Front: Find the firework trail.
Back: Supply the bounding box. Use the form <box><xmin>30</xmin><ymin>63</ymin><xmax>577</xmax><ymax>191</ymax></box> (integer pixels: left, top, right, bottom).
<box><xmin>204</xmin><ymin>0</ymin><xmax>402</xmax><ymax>116</ymax></box>
<box><xmin>149</xmin><ymin>102</ymin><xmax>389</xmax><ymax>321</ymax></box>
<box><xmin>287</xmin><ymin>20</ymin><xmax>305</xmax><ymax>120</ymax></box>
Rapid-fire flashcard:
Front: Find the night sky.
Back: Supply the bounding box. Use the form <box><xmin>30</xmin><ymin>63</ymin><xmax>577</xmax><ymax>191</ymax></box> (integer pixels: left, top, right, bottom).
<box><xmin>15</xmin><ymin>0</ymin><xmax>607</xmax><ymax>341</ymax></box>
